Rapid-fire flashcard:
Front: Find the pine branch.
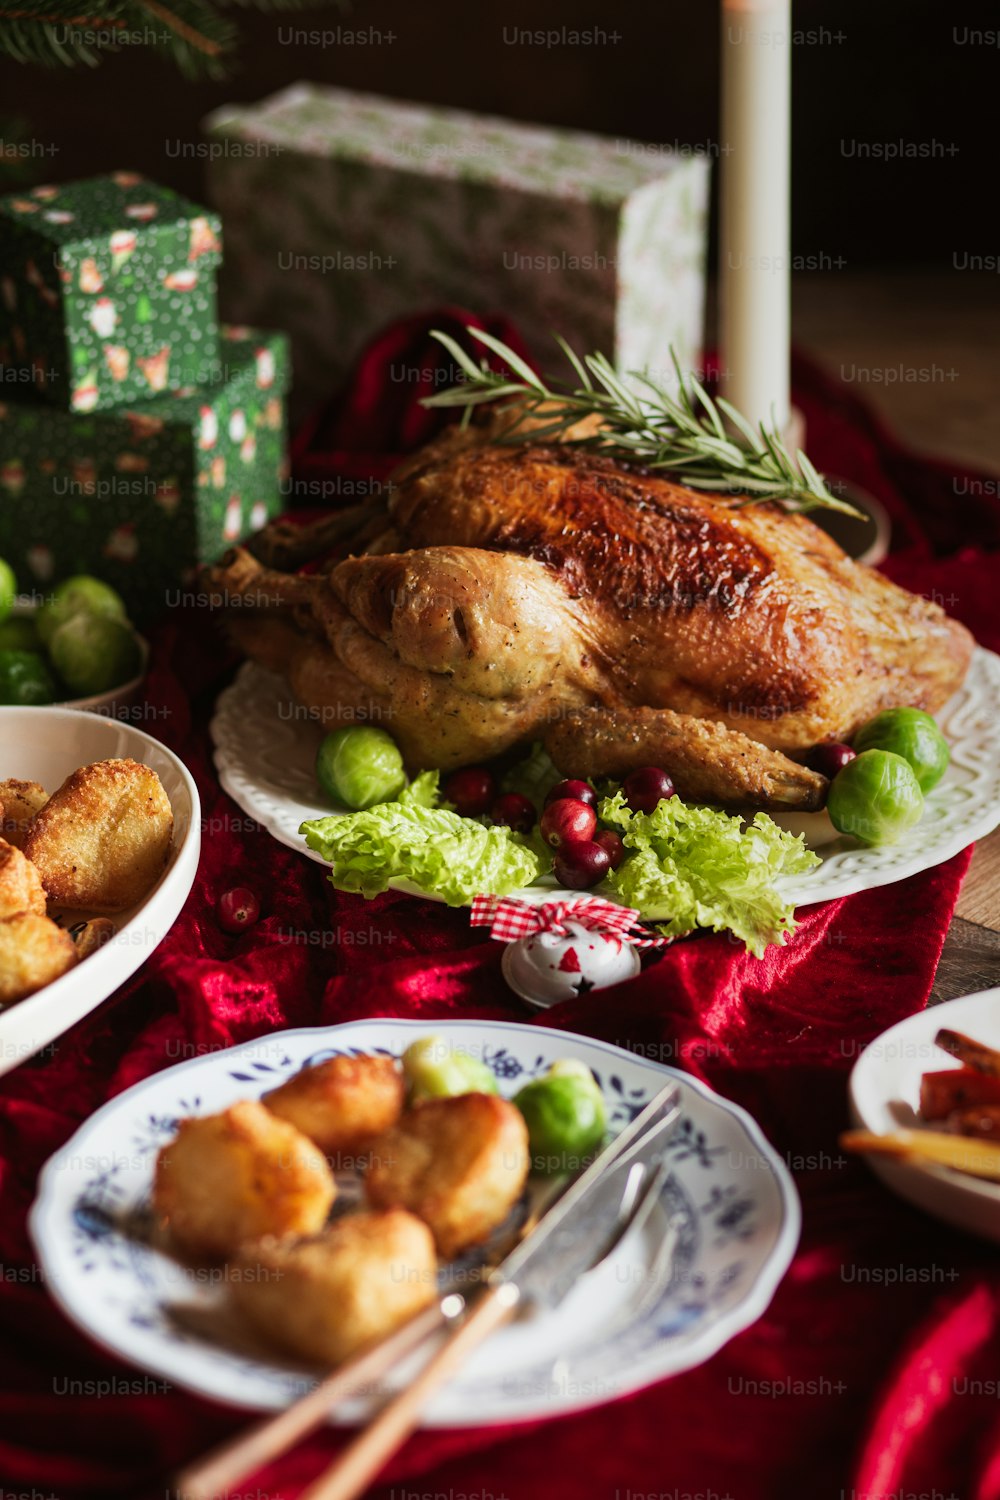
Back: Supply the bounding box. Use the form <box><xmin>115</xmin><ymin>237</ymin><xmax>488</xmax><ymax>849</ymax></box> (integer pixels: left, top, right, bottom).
<box><xmin>144</xmin><ymin>0</ymin><xmax>223</xmax><ymax>58</ymax></box>
<box><xmin>0</xmin><ymin>0</ymin><xmax>342</xmax><ymax>72</ymax></box>
<box><xmin>423</xmin><ymin>328</ymin><xmax>862</xmax><ymax>518</ymax></box>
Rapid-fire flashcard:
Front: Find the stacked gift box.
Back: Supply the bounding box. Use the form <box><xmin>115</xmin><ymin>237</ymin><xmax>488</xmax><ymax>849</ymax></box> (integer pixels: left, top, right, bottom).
<box><xmin>0</xmin><ymin>172</ymin><xmax>289</xmax><ymax>622</ymax></box>
<box><xmin>203</xmin><ymin>84</ymin><xmax>710</xmax><ymax>405</ymax></box>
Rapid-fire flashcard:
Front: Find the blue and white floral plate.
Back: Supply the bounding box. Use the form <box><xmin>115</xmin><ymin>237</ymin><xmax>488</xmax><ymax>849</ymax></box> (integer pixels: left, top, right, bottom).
<box><xmin>30</xmin><ymin>1019</ymin><xmax>800</xmax><ymax>1425</ymax></box>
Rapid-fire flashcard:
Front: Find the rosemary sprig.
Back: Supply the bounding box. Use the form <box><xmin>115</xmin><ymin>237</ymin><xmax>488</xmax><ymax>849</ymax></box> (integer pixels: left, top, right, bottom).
<box><xmin>422</xmin><ymin>328</ymin><xmax>861</xmax><ymax>517</ymax></box>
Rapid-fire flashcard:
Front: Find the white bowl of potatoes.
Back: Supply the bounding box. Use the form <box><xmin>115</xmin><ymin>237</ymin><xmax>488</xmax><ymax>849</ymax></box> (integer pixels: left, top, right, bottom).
<box><xmin>0</xmin><ymin>707</ymin><xmax>200</xmax><ymax>1074</ymax></box>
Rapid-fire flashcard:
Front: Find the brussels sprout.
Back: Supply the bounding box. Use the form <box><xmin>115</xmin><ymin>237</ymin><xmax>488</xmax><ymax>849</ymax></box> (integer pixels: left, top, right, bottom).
<box><xmin>0</xmin><ymin>649</ymin><xmax>58</xmax><ymax>705</ymax></box>
<box><xmin>402</xmin><ymin>1036</ymin><xmax>499</xmax><ymax>1101</ymax></box>
<box><xmin>49</xmin><ymin>613</ymin><xmax>142</xmax><ymax>697</ymax></box>
<box><xmin>0</xmin><ymin>558</ymin><xmax>16</xmax><ymax>625</ymax></box>
<box><xmin>513</xmin><ymin>1058</ymin><xmax>607</xmax><ymax>1175</ymax></box>
<box><xmin>36</xmin><ymin>574</ymin><xmax>127</xmax><ymax>647</ymax></box>
<box><xmin>315</xmin><ymin>725</ymin><xmax>407</xmax><ymax>811</ymax></box>
<box><xmin>827</xmin><ymin>749</ymin><xmax>924</xmax><ymax>846</ymax></box>
<box><xmin>853</xmin><ymin>707</ymin><xmax>950</xmax><ymax>793</ymax></box>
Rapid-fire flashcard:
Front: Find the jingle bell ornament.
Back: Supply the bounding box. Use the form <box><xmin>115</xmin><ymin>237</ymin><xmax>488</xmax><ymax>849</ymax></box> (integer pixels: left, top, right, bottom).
<box><xmin>502</xmin><ymin>919</ymin><xmax>641</xmax><ymax>1009</ymax></box>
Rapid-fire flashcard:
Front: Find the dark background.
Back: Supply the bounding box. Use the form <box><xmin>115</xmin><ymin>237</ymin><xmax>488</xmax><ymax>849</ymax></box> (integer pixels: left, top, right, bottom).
<box><xmin>0</xmin><ymin>0</ymin><xmax>997</xmax><ymax>272</ymax></box>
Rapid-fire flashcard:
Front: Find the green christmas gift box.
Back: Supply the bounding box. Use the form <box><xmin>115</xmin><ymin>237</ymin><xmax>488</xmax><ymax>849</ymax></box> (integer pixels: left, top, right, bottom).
<box><xmin>0</xmin><ymin>326</ymin><xmax>288</xmax><ymax>623</ymax></box>
<box><xmin>202</xmin><ymin>84</ymin><xmax>709</xmax><ymax>403</ymax></box>
<box><xmin>0</xmin><ymin>172</ymin><xmax>222</xmax><ymax>413</ymax></box>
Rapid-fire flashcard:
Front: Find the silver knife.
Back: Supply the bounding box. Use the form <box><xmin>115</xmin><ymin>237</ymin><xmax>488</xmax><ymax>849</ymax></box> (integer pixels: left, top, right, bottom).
<box><xmin>491</xmin><ymin>1080</ymin><xmax>681</xmax><ymax>1308</ymax></box>
<box><xmin>298</xmin><ymin>1081</ymin><xmax>683</xmax><ymax>1500</ymax></box>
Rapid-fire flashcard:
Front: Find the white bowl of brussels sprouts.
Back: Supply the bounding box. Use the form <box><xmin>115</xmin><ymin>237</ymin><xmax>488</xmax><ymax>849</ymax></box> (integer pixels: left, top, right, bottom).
<box><xmin>0</xmin><ymin>569</ymin><xmax>148</xmax><ymax>717</ymax></box>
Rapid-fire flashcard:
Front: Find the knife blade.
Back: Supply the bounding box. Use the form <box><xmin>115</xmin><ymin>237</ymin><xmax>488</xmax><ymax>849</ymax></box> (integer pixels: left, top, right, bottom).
<box><xmin>489</xmin><ymin>1080</ymin><xmax>682</xmax><ymax>1309</ymax></box>
<box><xmin>296</xmin><ymin>1080</ymin><xmax>684</xmax><ymax>1500</ymax></box>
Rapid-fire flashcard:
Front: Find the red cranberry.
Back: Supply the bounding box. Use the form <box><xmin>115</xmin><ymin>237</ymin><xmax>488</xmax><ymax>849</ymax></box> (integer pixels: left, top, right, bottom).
<box><xmin>217</xmin><ymin>886</ymin><xmax>260</xmax><ymax>933</ymax></box>
<box><xmin>540</xmin><ymin>797</ymin><xmax>598</xmax><ymax>848</ymax></box>
<box><xmin>554</xmin><ymin>839</ymin><xmax>612</xmax><ymax>890</ymax></box>
<box><xmin>593</xmin><ymin>829</ymin><xmax>625</xmax><ymax>870</ymax></box>
<box><xmin>443</xmin><ymin>766</ymin><xmax>496</xmax><ymax>817</ymax></box>
<box><xmin>807</xmin><ymin>742</ymin><xmax>857</xmax><ymax>779</ymax></box>
<box><xmin>623</xmin><ymin>767</ymin><xmax>676</xmax><ymax>814</ymax></box>
<box><xmin>544</xmin><ymin>778</ymin><xmax>597</xmax><ymax>810</ymax></box>
<box><xmin>491</xmin><ymin>792</ymin><xmax>535</xmax><ymax>833</ymax></box>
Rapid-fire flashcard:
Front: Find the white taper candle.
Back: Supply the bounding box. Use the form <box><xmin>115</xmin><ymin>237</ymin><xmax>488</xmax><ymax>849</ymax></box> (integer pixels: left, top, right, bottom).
<box><xmin>719</xmin><ymin>0</ymin><xmax>791</xmax><ymax>432</ymax></box>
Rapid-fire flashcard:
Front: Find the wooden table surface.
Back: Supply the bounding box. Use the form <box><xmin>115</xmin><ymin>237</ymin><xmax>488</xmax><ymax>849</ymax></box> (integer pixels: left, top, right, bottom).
<box><xmin>793</xmin><ymin>271</ymin><xmax>1000</xmax><ymax>1003</ymax></box>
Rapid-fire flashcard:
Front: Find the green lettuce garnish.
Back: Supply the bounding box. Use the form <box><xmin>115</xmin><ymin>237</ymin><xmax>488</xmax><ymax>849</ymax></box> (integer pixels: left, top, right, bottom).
<box><xmin>397</xmin><ymin>770</ymin><xmax>442</xmax><ymax>809</ymax></box>
<box><xmin>300</xmin><ymin>800</ymin><xmax>541</xmax><ymax>906</ymax></box>
<box><xmin>299</xmin><ymin>748</ymin><xmax>818</xmax><ymax>954</ymax></box>
<box><xmin>598</xmin><ymin>790</ymin><xmax>820</xmax><ymax>957</ymax></box>
<box><xmin>500</xmin><ymin>741</ymin><xmax>561</xmax><ymax>806</ymax></box>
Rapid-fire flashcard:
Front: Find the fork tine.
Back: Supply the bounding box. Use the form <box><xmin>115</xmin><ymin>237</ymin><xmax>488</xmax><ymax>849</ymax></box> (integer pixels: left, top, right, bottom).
<box><xmin>587</xmin><ymin>1159</ymin><xmax>669</xmax><ymax>1271</ymax></box>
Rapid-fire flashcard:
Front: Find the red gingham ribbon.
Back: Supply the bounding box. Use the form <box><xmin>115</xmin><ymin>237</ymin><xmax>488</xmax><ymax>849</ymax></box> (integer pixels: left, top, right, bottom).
<box><xmin>469</xmin><ymin>894</ymin><xmax>667</xmax><ymax>948</ymax></box>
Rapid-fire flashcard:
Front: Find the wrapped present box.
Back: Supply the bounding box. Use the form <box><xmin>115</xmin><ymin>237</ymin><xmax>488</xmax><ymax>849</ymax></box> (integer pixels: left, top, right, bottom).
<box><xmin>203</xmin><ymin>85</ymin><xmax>709</xmax><ymax>403</ymax></box>
<box><xmin>0</xmin><ymin>327</ymin><xmax>288</xmax><ymax>622</ymax></box>
<box><xmin>0</xmin><ymin>173</ymin><xmax>222</xmax><ymax>413</ymax></box>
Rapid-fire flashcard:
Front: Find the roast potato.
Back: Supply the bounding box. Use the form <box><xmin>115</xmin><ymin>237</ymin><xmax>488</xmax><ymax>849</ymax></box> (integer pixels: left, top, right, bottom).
<box><xmin>0</xmin><ymin>839</ymin><xmax>46</xmax><ymax>920</ymax></box>
<box><xmin>0</xmin><ymin>779</ymin><xmax>48</xmax><ymax>850</ymax></box>
<box><xmin>263</xmin><ymin>1053</ymin><xmax>405</xmax><ymax>1162</ymax></box>
<box><xmin>24</xmin><ymin>758</ymin><xmax>173</xmax><ymax>912</ymax></box>
<box><xmin>365</xmin><ymin>1092</ymin><xmax>530</xmax><ymax>1259</ymax></box>
<box><xmin>232</xmin><ymin>1209</ymin><xmax>437</xmax><ymax>1366</ymax></box>
<box><xmin>153</xmin><ymin>1100</ymin><xmax>336</xmax><ymax>1260</ymax></box>
<box><xmin>0</xmin><ymin>912</ymin><xmax>77</xmax><ymax>1005</ymax></box>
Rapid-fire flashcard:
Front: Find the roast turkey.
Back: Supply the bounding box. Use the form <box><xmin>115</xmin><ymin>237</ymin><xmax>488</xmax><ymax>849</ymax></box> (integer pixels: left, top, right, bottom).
<box><xmin>204</xmin><ymin>418</ymin><xmax>973</xmax><ymax>810</ymax></box>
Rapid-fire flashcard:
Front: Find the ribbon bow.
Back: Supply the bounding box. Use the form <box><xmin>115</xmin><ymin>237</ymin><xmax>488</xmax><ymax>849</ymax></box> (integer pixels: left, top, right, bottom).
<box><xmin>469</xmin><ymin>894</ymin><xmax>667</xmax><ymax>948</ymax></box>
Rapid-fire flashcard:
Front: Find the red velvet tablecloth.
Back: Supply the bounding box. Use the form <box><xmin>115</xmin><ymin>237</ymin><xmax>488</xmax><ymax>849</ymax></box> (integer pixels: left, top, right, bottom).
<box><xmin>1</xmin><ymin>316</ymin><xmax>999</xmax><ymax>1500</ymax></box>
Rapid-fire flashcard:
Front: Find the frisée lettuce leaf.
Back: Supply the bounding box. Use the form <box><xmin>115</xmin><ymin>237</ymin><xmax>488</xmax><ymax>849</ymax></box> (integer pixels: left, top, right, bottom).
<box><xmin>598</xmin><ymin>790</ymin><xmax>820</xmax><ymax>957</ymax></box>
<box><xmin>300</xmin><ymin>799</ymin><xmax>542</xmax><ymax>906</ymax></box>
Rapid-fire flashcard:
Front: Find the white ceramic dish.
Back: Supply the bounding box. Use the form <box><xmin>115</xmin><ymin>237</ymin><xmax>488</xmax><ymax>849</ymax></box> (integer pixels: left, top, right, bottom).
<box><xmin>809</xmin><ymin>480</ymin><xmax>891</xmax><ymax>568</ymax></box>
<box><xmin>8</xmin><ymin>602</ymin><xmax>149</xmax><ymax>716</ymax></box>
<box><xmin>0</xmin><ymin>707</ymin><xmax>200</xmax><ymax>1075</ymax></box>
<box><xmin>30</xmin><ymin>1018</ymin><xmax>800</xmax><ymax>1425</ymax></box>
<box><xmin>849</xmin><ymin>987</ymin><xmax>1000</xmax><ymax>1242</ymax></box>
<box><xmin>210</xmin><ymin>647</ymin><xmax>1000</xmax><ymax>908</ymax></box>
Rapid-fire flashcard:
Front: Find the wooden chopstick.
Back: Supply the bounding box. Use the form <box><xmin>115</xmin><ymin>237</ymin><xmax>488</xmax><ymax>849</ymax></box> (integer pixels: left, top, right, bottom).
<box><xmin>173</xmin><ymin>1134</ymin><xmax>651</xmax><ymax>1500</ymax></box>
<box><xmin>173</xmin><ymin>1183</ymin><xmax>559</xmax><ymax>1500</ymax></box>
<box><xmin>294</xmin><ymin>1156</ymin><xmax>674</xmax><ymax>1500</ymax></box>
<box><xmin>298</xmin><ymin>1283</ymin><xmax>522</xmax><ymax>1500</ymax></box>
<box><xmin>841</xmin><ymin>1127</ymin><xmax>1000</xmax><ymax>1181</ymax></box>
<box><xmin>172</xmin><ymin>1298</ymin><xmax>460</xmax><ymax>1500</ymax></box>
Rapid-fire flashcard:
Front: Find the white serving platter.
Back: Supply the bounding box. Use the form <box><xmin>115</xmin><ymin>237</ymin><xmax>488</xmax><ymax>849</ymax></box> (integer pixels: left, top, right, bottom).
<box><xmin>210</xmin><ymin>648</ymin><xmax>1000</xmax><ymax>909</ymax></box>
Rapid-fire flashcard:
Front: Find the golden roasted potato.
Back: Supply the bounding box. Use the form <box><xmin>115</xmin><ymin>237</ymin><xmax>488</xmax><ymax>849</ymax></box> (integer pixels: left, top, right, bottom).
<box><xmin>0</xmin><ymin>912</ymin><xmax>77</xmax><ymax>1006</ymax></box>
<box><xmin>0</xmin><ymin>839</ymin><xmax>46</xmax><ymax>920</ymax></box>
<box><xmin>365</xmin><ymin>1093</ymin><xmax>530</xmax><ymax>1260</ymax></box>
<box><xmin>0</xmin><ymin>780</ymin><xmax>48</xmax><ymax>849</ymax></box>
<box><xmin>153</xmin><ymin>1100</ymin><xmax>336</xmax><ymax>1260</ymax></box>
<box><xmin>232</xmin><ymin>1209</ymin><xmax>437</xmax><ymax>1366</ymax></box>
<box><xmin>263</xmin><ymin>1054</ymin><xmax>404</xmax><ymax>1161</ymax></box>
<box><xmin>24</xmin><ymin>758</ymin><xmax>173</xmax><ymax>912</ymax></box>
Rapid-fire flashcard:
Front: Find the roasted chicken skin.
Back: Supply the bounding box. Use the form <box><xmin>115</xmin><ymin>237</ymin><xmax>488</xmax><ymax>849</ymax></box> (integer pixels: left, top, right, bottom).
<box><xmin>383</xmin><ymin>442</ymin><xmax>972</xmax><ymax>751</ymax></box>
<box><xmin>544</xmin><ymin>707</ymin><xmax>827</xmax><ymax>808</ymax></box>
<box><xmin>205</xmin><ymin>430</ymin><xmax>973</xmax><ymax>809</ymax></box>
